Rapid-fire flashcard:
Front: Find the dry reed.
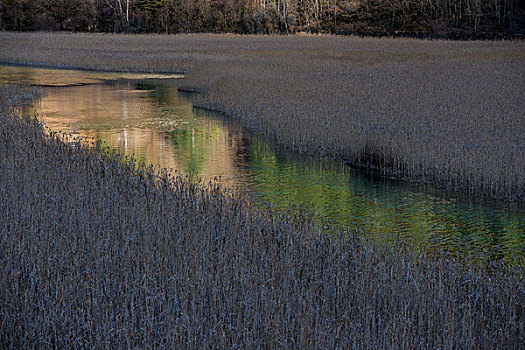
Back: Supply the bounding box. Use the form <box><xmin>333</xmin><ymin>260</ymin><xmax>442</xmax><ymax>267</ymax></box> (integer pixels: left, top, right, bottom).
<box><xmin>1</xmin><ymin>85</ymin><xmax>523</xmax><ymax>348</ymax></box>
<box><xmin>0</xmin><ymin>32</ymin><xmax>523</xmax><ymax>200</ymax></box>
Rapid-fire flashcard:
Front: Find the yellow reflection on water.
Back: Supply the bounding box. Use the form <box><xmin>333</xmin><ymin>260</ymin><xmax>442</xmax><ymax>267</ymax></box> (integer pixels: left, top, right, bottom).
<box><xmin>35</xmin><ymin>82</ymin><xmax>251</xmax><ymax>187</ymax></box>
<box><xmin>0</xmin><ymin>65</ymin><xmax>182</xmax><ymax>87</ymax></box>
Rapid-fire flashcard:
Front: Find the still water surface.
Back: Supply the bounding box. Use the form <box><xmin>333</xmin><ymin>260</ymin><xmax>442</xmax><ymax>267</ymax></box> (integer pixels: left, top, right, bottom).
<box><xmin>2</xmin><ymin>65</ymin><xmax>523</xmax><ymax>264</ymax></box>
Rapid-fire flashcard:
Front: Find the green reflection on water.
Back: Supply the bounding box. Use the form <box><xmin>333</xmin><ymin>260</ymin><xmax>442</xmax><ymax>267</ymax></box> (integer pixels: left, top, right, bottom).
<box><xmin>241</xmin><ymin>136</ymin><xmax>524</xmax><ymax>264</ymax></box>
<box><xmin>2</xmin><ymin>65</ymin><xmax>523</xmax><ymax>266</ymax></box>
<box><xmin>240</xmin><ymin>135</ymin><xmax>522</xmax><ymax>263</ymax></box>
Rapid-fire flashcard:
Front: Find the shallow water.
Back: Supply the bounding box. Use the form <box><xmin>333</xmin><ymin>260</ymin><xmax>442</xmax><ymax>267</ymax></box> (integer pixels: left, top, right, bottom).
<box><xmin>3</xmin><ymin>65</ymin><xmax>524</xmax><ymax>264</ymax></box>
<box><xmin>0</xmin><ymin>65</ymin><xmax>182</xmax><ymax>87</ymax></box>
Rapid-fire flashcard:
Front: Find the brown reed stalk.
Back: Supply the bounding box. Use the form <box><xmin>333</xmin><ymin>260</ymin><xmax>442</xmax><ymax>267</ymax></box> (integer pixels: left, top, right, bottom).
<box><xmin>0</xmin><ymin>32</ymin><xmax>523</xmax><ymax>200</ymax></box>
<box><xmin>0</xmin><ymin>84</ymin><xmax>523</xmax><ymax>349</ymax></box>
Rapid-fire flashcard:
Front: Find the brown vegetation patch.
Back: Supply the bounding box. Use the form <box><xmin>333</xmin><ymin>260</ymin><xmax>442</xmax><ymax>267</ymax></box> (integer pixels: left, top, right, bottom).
<box><xmin>1</xmin><ymin>84</ymin><xmax>524</xmax><ymax>348</ymax></box>
<box><xmin>0</xmin><ymin>33</ymin><xmax>524</xmax><ymax>201</ymax></box>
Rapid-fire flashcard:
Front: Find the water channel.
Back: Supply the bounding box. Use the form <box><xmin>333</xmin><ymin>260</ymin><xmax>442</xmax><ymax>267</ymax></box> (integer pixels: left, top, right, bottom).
<box><xmin>1</xmin><ymin>65</ymin><xmax>523</xmax><ymax>265</ymax></box>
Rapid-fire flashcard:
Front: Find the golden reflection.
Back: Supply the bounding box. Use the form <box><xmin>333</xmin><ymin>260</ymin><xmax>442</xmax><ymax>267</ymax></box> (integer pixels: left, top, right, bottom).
<box><xmin>0</xmin><ymin>65</ymin><xmax>182</xmax><ymax>87</ymax></box>
<box><xmin>36</xmin><ymin>82</ymin><xmax>251</xmax><ymax>187</ymax></box>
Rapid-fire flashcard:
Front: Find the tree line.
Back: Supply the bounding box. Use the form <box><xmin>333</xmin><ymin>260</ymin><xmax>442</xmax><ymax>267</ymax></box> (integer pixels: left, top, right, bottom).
<box><xmin>1</xmin><ymin>0</ymin><xmax>524</xmax><ymax>38</ymax></box>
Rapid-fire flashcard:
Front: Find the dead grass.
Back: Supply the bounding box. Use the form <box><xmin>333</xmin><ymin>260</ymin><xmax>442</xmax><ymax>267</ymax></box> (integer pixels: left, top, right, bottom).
<box><xmin>0</xmin><ymin>84</ymin><xmax>523</xmax><ymax>348</ymax></box>
<box><xmin>1</xmin><ymin>32</ymin><xmax>523</xmax><ymax>200</ymax></box>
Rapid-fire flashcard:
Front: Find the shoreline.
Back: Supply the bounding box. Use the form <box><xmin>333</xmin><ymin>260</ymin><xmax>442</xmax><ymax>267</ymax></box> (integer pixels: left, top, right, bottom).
<box><xmin>1</xmin><ymin>33</ymin><xmax>523</xmax><ymax>200</ymax></box>
<box><xmin>1</xmin><ymin>84</ymin><xmax>524</xmax><ymax>347</ymax></box>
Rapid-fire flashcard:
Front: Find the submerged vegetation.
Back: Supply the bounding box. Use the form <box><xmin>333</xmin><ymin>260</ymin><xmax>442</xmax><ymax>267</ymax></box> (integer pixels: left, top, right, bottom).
<box><xmin>1</xmin><ymin>84</ymin><xmax>524</xmax><ymax>348</ymax></box>
<box><xmin>1</xmin><ymin>32</ymin><xmax>523</xmax><ymax>200</ymax></box>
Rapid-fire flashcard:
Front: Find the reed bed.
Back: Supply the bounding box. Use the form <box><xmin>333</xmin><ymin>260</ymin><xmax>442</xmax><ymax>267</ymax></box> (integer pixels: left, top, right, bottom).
<box><xmin>1</xmin><ymin>85</ymin><xmax>524</xmax><ymax>348</ymax></box>
<box><xmin>1</xmin><ymin>32</ymin><xmax>524</xmax><ymax>200</ymax></box>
